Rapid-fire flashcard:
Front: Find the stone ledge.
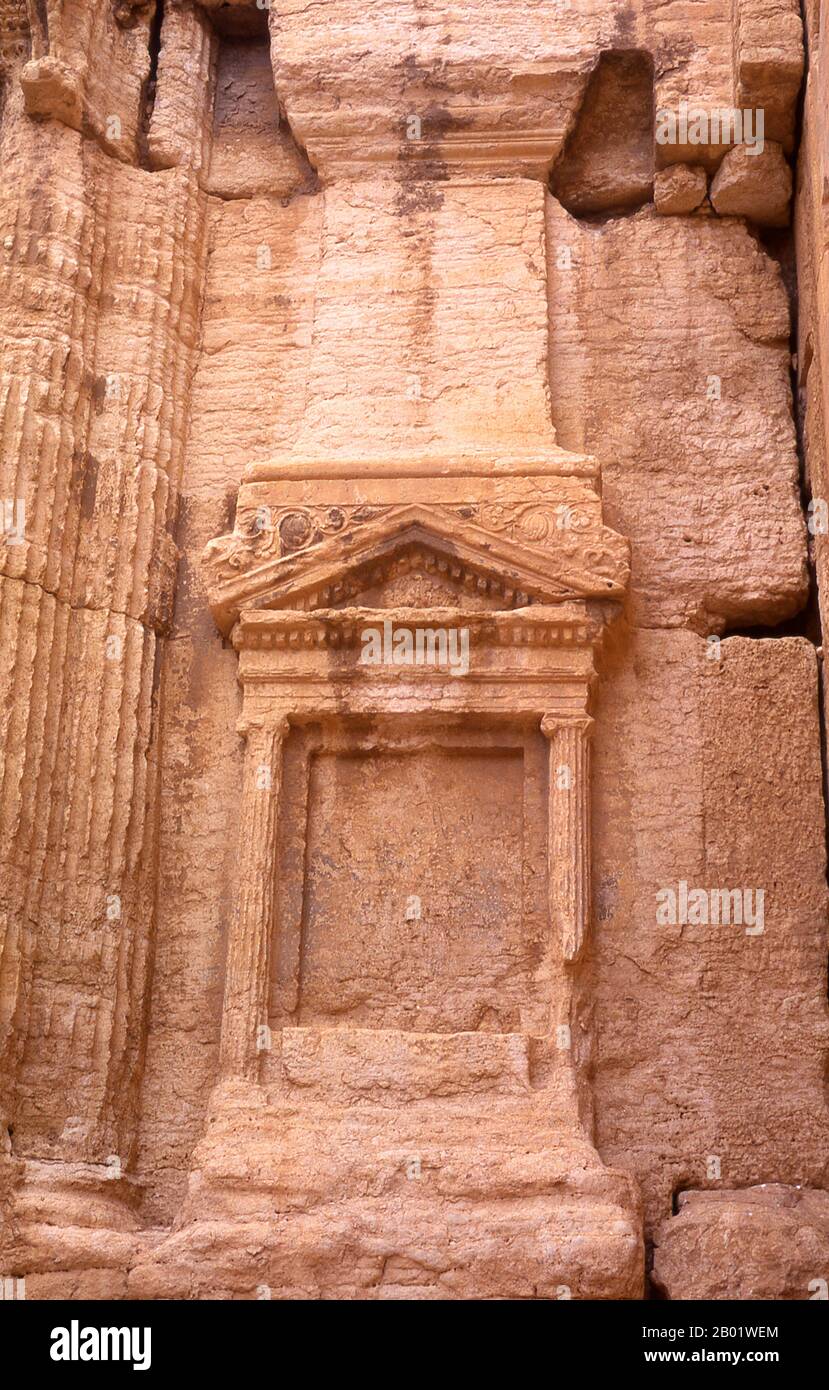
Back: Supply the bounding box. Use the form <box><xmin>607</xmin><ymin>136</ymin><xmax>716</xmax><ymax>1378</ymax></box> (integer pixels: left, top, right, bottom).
<box><xmin>128</xmin><ymin>1199</ymin><xmax>643</xmax><ymax>1300</ymax></box>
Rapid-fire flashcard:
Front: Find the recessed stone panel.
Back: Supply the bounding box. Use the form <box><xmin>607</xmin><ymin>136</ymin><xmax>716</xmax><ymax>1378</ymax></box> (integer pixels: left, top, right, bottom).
<box><xmin>284</xmin><ymin>744</ymin><xmax>538</xmax><ymax>1033</ymax></box>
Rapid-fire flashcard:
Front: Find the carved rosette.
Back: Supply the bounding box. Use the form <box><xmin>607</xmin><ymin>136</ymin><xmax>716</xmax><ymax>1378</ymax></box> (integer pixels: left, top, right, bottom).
<box><xmin>202</xmin><ymin>492</ymin><xmax>631</xmax><ymax>636</ymax></box>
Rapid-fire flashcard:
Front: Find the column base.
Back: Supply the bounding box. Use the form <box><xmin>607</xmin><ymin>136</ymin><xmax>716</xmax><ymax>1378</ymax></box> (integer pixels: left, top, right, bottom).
<box><xmin>3</xmin><ymin>1159</ymin><xmax>154</xmax><ymax>1300</ymax></box>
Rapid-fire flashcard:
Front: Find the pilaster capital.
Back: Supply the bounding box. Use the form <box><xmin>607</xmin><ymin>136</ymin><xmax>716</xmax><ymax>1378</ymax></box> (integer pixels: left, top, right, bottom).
<box><xmin>540</xmin><ymin>713</ymin><xmax>595</xmax><ymax>742</ymax></box>
<box><xmin>237</xmin><ymin>715</ymin><xmax>291</xmax><ymax>743</ymax></box>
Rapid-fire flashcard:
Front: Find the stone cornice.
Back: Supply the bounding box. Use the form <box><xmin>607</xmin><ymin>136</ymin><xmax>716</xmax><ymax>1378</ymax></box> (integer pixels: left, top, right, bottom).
<box><xmin>204</xmin><ymin>502</ymin><xmax>629</xmax><ymax>635</ymax></box>
<box><xmin>241</xmin><ymin>448</ymin><xmax>601</xmax><ymax>485</ymax></box>
<box><xmin>234</xmin><ymin>604</ymin><xmax>602</xmax><ymax>653</ymax></box>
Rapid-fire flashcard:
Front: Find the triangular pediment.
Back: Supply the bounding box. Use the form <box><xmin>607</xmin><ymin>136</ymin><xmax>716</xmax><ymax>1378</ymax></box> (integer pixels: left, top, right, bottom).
<box><xmin>203</xmin><ymin>504</ymin><xmax>628</xmax><ymax>633</ymax></box>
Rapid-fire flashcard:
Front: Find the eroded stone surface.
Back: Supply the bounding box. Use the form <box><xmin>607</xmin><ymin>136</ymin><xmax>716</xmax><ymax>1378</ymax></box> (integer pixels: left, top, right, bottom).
<box><xmin>654</xmin><ymin>164</ymin><xmax>708</xmax><ymax>215</ymax></box>
<box><xmin>551</xmin><ymin>51</ymin><xmax>654</xmax><ymax>216</ymax></box>
<box><xmin>0</xmin><ymin>0</ymin><xmax>828</xmax><ymax>1304</ymax></box>
<box><xmin>592</xmin><ymin>634</ymin><xmax>829</xmax><ymax>1234</ymax></box>
<box><xmin>710</xmin><ymin>140</ymin><xmax>793</xmax><ymax>227</ymax></box>
<box><xmin>546</xmin><ymin>201</ymin><xmax>806</xmax><ymax>631</ymax></box>
<box><xmin>653</xmin><ymin>1187</ymin><xmax>829</xmax><ymax>1300</ymax></box>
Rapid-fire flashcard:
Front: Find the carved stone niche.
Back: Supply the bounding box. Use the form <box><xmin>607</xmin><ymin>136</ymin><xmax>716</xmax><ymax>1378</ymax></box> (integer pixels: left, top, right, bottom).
<box><xmin>192</xmin><ymin>456</ymin><xmax>643</xmax><ymax>1300</ymax></box>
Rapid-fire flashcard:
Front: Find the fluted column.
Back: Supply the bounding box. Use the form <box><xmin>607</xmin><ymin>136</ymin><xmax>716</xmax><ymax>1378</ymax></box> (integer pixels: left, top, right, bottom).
<box><xmin>541</xmin><ymin>714</ymin><xmax>594</xmax><ymax>964</ymax></box>
<box><xmin>219</xmin><ymin>717</ymin><xmax>289</xmax><ymax>1081</ymax></box>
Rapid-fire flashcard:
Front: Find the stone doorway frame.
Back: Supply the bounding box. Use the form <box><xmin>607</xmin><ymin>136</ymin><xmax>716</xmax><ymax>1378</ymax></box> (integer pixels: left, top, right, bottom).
<box><xmin>217</xmin><ymin>591</ymin><xmax>609</xmax><ymax>1082</ymax></box>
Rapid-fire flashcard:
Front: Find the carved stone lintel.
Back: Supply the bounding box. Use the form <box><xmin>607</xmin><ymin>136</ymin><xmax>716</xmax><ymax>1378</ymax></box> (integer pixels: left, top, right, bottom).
<box><xmin>541</xmin><ymin>714</ymin><xmax>594</xmax><ymax>965</ymax></box>
<box><xmin>219</xmin><ymin>717</ymin><xmax>290</xmax><ymax>1080</ymax></box>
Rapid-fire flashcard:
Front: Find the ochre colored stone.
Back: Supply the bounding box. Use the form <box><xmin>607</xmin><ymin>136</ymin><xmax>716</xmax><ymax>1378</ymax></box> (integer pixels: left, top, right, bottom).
<box><xmin>654</xmin><ymin>164</ymin><xmax>708</xmax><ymax>215</ymax></box>
<box><xmin>0</xmin><ymin>0</ymin><xmax>828</xmax><ymax>1304</ymax></box>
<box><xmin>551</xmin><ymin>52</ymin><xmax>654</xmax><ymax>216</ymax></box>
<box><xmin>710</xmin><ymin>140</ymin><xmax>794</xmax><ymax>226</ymax></box>
<box><xmin>653</xmin><ymin>1187</ymin><xmax>829</xmax><ymax>1300</ymax></box>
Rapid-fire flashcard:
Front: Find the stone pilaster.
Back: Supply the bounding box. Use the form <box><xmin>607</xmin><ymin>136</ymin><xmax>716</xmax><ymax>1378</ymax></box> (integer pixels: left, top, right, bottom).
<box><xmin>541</xmin><ymin>713</ymin><xmax>594</xmax><ymax>964</ymax></box>
<box><xmin>219</xmin><ymin>717</ymin><xmax>290</xmax><ymax>1081</ymax></box>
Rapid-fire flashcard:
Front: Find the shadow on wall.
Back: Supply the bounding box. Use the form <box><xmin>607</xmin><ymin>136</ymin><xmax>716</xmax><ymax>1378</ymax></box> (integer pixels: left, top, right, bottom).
<box><xmin>551</xmin><ymin>50</ymin><xmax>655</xmax><ymax>217</ymax></box>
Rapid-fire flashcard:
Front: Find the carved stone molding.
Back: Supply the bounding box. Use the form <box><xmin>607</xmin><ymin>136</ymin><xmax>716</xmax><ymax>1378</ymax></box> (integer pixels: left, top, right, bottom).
<box><xmin>201</xmin><ymin>460</ymin><xmax>636</xmax><ymax>1297</ymax></box>
<box><xmin>202</xmin><ymin>466</ymin><xmax>630</xmax><ymax>636</ymax></box>
<box><xmin>210</xmin><ymin>472</ymin><xmax>627</xmax><ymax>1094</ymax></box>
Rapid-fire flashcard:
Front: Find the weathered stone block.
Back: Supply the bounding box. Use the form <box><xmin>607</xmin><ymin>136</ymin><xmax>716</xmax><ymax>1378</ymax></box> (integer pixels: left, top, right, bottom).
<box><xmin>653</xmin><ymin>1187</ymin><xmax>829</xmax><ymax>1299</ymax></box>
